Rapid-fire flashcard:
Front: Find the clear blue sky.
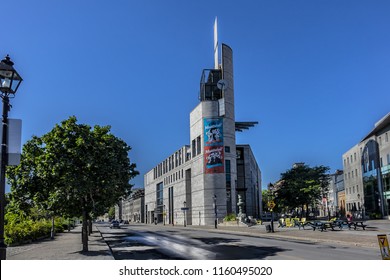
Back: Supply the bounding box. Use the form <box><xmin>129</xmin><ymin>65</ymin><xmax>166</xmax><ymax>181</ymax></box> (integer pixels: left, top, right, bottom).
<box><xmin>3</xmin><ymin>1</ymin><xmax>390</xmax><ymax>192</ymax></box>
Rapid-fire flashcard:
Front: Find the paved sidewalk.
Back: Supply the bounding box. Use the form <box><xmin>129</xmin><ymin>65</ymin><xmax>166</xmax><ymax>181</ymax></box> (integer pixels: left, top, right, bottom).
<box><xmin>7</xmin><ymin>225</ymin><xmax>114</xmax><ymax>260</ymax></box>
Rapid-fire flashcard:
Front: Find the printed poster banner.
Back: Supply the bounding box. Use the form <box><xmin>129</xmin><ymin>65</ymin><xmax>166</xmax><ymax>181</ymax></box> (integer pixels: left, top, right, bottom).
<box><xmin>204</xmin><ymin>118</ymin><xmax>224</xmax><ymax>173</ymax></box>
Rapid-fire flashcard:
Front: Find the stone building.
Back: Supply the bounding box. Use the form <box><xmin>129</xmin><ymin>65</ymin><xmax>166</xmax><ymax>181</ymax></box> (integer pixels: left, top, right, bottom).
<box><xmin>144</xmin><ymin>23</ymin><xmax>262</xmax><ymax>226</ymax></box>
<box><xmin>343</xmin><ymin>112</ymin><xmax>390</xmax><ymax>219</ymax></box>
<box><xmin>116</xmin><ymin>188</ymin><xmax>145</xmax><ymax>223</ymax></box>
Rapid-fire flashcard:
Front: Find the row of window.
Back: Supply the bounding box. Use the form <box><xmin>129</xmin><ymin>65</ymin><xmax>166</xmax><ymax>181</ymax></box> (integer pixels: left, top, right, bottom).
<box><xmin>191</xmin><ymin>135</ymin><xmax>202</xmax><ymax>158</ymax></box>
<box><xmin>344</xmin><ymin>169</ymin><xmax>359</xmax><ymax>181</ymax></box>
<box><xmin>346</xmin><ymin>202</ymin><xmax>362</xmax><ymax>211</ymax></box>
<box><xmin>344</xmin><ymin>150</ymin><xmax>360</xmax><ymax>168</ymax></box>
<box><xmin>344</xmin><ymin>153</ymin><xmax>390</xmax><ymax>173</ymax></box>
<box><xmin>163</xmin><ymin>169</ymin><xmax>184</xmax><ymax>185</ymax></box>
<box><xmin>344</xmin><ymin>133</ymin><xmax>389</xmax><ymax>168</ymax></box>
<box><xmin>345</xmin><ymin>184</ymin><xmax>360</xmax><ymax>195</ymax></box>
<box><xmin>153</xmin><ymin>147</ymin><xmax>190</xmax><ymax>180</ymax></box>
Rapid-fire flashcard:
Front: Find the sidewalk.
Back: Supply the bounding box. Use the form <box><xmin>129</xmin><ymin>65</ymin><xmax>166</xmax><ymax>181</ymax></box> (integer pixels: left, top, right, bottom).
<box><xmin>7</xmin><ymin>225</ymin><xmax>114</xmax><ymax>260</ymax></box>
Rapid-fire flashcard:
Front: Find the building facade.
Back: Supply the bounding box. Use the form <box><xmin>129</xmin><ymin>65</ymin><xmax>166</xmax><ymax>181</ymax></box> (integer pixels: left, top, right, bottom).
<box><xmin>343</xmin><ymin>112</ymin><xmax>390</xmax><ymax>219</ymax></box>
<box><xmin>144</xmin><ymin>35</ymin><xmax>262</xmax><ymax>226</ymax></box>
<box><xmin>342</xmin><ymin>144</ymin><xmax>364</xmax><ymax>217</ymax></box>
<box><xmin>326</xmin><ymin>170</ymin><xmax>344</xmax><ymax>217</ymax></box>
<box><xmin>116</xmin><ymin>188</ymin><xmax>145</xmax><ymax>223</ymax></box>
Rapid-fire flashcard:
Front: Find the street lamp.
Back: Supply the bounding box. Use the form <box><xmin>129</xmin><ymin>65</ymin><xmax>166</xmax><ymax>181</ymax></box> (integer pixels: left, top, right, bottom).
<box><xmin>163</xmin><ymin>205</ymin><xmax>166</xmax><ymax>226</ymax></box>
<box><xmin>0</xmin><ymin>55</ymin><xmax>23</xmax><ymax>260</ymax></box>
<box><xmin>213</xmin><ymin>195</ymin><xmax>217</xmax><ymax>229</ymax></box>
<box><xmin>183</xmin><ymin>201</ymin><xmax>186</xmax><ymax>227</ymax></box>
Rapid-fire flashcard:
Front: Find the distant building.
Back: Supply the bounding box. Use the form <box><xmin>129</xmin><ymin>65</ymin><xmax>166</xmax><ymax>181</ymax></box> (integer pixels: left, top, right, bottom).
<box><xmin>144</xmin><ymin>22</ymin><xmax>262</xmax><ymax>226</ymax></box>
<box><xmin>343</xmin><ymin>112</ymin><xmax>390</xmax><ymax>219</ymax></box>
<box><xmin>342</xmin><ymin>144</ymin><xmax>364</xmax><ymax>216</ymax></box>
<box><xmin>327</xmin><ymin>170</ymin><xmax>344</xmax><ymax>217</ymax></box>
<box><xmin>116</xmin><ymin>188</ymin><xmax>145</xmax><ymax>223</ymax></box>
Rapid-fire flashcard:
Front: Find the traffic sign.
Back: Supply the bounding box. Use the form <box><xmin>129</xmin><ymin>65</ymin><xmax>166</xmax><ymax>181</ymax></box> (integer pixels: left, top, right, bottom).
<box><xmin>267</xmin><ymin>201</ymin><xmax>276</xmax><ymax>209</ymax></box>
<box><xmin>377</xmin><ymin>234</ymin><xmax>390</xmax><ymax>260</ymax></box>
<box><xmin>181</xmin><ymin>207</ymin><xmax>189</xmax><ymax>211</ymax></box>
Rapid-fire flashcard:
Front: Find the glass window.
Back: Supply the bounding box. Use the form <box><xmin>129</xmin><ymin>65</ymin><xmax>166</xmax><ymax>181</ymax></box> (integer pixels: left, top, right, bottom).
<box><xmin>192</xmin><ymin>139</ymin><xmax>196</xmax><ymax>158</ymax></box>
<box><xmin>196</xmin><ymin>136</ymin><xmax>201</xmax><ymax>155</ymax></box>
<box><xmin>156</xmin><ymin>182</ymin><xmax>164</xmax><ymax>207</ymax></box>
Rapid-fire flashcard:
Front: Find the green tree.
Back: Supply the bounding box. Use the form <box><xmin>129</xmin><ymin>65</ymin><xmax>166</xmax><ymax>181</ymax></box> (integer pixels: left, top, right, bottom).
<box><xmin>108</xmin><ymin>206</ymin><xmax>116</xmax><ymax>220</ymax></box>
<box><xmin>276</xmin><ymin>164</ymin><xmax>330</xmax><ymax>218</ymax></box>
<box><xmin>7</xmin><ymin>116</ymin><xmax>139</xmax><ymax>251</ymax></box>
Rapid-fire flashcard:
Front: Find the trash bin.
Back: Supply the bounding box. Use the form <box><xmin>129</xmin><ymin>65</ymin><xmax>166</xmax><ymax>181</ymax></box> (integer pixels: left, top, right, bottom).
<box><xmin>266</xmin><ymin>225</ymin><xmax>271</xmax><ymax>233</ymax></box>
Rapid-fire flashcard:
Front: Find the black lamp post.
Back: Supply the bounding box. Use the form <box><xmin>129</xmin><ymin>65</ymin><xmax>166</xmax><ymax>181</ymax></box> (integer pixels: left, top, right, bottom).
<box><xmin>183</xmin><ymin>201</ymin><xmax>186</xmax><ymax>227</ymax></box>
<box><xmin>0</xmin><ymin>55</ymin><xmax>23</xmax><ymax>260</ymax></box>
<box><xmin>163</xmin><ymin>205</ymin><xmax>166</xmax><ymax>226</ymax></box>
<box><xmin>213</xmin><ymin>195</ymin><xmax>217</xmax><ymax>229</ymax></box>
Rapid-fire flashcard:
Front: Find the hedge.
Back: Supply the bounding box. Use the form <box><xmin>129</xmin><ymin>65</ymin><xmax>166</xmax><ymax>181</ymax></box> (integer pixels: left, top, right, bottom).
<box><xmin>5</xmin><ymin>213</ymin><xmax>69</xmax><ymax>245</ymax></box>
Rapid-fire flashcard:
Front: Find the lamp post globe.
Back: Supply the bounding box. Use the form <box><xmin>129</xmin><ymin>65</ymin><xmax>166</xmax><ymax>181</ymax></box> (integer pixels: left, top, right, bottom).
<box><xmin>0</xmin><ymin>55</ymin><xmax>23</xmax><ymax>95</ymax></box>
<box><xmin>0</xmin><ymin>54</ymin><xmax>23</xmax><ymax>260</ymax></box>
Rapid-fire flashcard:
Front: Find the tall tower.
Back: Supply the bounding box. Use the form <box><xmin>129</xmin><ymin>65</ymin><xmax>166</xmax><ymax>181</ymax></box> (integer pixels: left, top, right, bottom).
<box><xmin>191</xmin><ymin>18</ymin><xmax>237</xmax><ymax>224</ymax></box>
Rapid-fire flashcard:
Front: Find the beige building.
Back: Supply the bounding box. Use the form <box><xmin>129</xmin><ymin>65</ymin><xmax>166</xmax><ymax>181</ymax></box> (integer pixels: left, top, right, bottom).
<box><xmin>342</xmin><ymin>144</ymin><xmax>364</xmax><ymax>216</ymax></box>
<box><xmin>116</xmin><ymin>189</ymin><xmax>145</xmax><ymax>223</ymax></box>
<box><xmin>343</xmin><ymin>112</ymin><xmax>390</xmax><ymax>219</ymax></box>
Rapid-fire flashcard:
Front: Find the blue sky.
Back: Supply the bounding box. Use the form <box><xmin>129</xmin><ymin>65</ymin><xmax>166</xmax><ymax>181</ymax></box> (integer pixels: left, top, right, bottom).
<box><xmin>3</xmin><ymin>0</ymin><xmax>390</xmax><ymax>192</ymax></box>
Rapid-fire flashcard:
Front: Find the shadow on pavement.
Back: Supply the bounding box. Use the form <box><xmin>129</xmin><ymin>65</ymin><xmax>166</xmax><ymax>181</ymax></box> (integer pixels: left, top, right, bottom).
<box><xmin>212</xmin><ymin>244</ymin><xmax>288</xmax><ymax>259</ymax></box>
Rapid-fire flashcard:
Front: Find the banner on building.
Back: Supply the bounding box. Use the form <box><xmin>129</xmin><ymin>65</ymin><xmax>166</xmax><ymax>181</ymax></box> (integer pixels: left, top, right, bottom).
<box><xmin>204</xmin><ymin>118</ymin><xmax>224</xmax><ymax>173</ymax></box>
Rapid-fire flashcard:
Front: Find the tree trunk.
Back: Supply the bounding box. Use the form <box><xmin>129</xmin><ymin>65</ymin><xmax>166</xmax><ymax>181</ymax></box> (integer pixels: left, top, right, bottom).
<box><xmin>51</xmin><ymin>216</ymin><xmax>55</xmax><ymax>239</ymax></box>
<box><xmin>88</xmin><ymin>219</ymin><xmax>92</xmax><ymax>235</ymax></box>
<box><xmin>82</xmin><ymin>208</ymin><xmax>89</xmax><ymax>252</ymax></box>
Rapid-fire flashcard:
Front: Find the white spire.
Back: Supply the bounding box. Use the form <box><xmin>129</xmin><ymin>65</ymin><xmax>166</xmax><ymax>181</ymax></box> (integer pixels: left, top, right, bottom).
<box><xmin>214</xmin><ymin>17</ymin><xmax>219</xmax><ymax>69</ymax></box>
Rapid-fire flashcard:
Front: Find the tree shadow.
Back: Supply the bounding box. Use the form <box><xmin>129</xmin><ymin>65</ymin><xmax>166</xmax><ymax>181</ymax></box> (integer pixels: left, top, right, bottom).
<box><xmin>193</xmin><ymin>237</ymin><xmax>240</xmax><ymax>245</ymax></box>
<box><xmin>71</xmin><ymin>250</ymin><xmax>112</xmax><ymax>257</ymax></box>
<box><xmin>113</xmin><ymin>248</ymin><xmax>183</xmax><ymax>260</ymax></box>
<box><xmin>212</xmin><ymin>244</ymin><xmax>288</xmax><ymax>259</ymax></box>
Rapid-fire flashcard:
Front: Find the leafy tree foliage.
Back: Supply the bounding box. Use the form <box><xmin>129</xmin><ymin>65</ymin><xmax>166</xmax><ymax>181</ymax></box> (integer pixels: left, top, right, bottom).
<box><xmin>7</xmin><ymin>116</ymin><xmax>139</xmax><ymax>251</ymax></box>
<box><xmin>275</xmin><ymin>164</ymin><xmax>330</xmax><ymax>217</ymax></box>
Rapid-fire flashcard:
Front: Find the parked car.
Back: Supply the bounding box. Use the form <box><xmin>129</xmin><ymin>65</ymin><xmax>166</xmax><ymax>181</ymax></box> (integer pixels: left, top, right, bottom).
<box><xmin>110</xmin><ymin>220</ymin><xmax>120</xmax><ymax>229</ymax></box>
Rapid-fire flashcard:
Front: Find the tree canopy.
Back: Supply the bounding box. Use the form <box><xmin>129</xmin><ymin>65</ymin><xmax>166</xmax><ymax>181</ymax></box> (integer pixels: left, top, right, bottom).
<box><xmin>7</xmin><ymin>116</ymin><xmax>139</xmax><ymax>250</ymax></box>
<box><xmin>273</xmin><ymin>164</ymin><xmax>330</xmax><ymax>216</ymax></box>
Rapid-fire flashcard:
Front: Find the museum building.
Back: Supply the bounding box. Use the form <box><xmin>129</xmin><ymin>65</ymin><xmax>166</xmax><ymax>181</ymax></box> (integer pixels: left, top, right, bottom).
<box><xmin>144</xmin><ymin>25</ymin><xmax>262</xmax><ymax>226</ymax></box>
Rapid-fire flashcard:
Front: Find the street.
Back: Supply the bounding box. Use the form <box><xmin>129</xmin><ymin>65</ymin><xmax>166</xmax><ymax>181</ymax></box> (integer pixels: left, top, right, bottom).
<box><xmin>96</xmin><ymin>223</ymin><xmax>381</xmax><ymax>260</ymax></box>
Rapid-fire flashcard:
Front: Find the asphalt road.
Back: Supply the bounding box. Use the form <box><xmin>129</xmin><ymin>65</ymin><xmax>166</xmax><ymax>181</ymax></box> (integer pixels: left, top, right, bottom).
<box><xmin>96</xmin><ymin>223</ymin><xmax>381</xmax><ymax>260</ymax></box>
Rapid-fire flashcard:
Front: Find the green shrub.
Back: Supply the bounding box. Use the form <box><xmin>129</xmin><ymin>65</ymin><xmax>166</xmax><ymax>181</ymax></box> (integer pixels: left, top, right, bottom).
<box><xmin>5</xmin><ymin>213</ymin><xmax>68</xmax><ymax>245</ymax></box>
<box><xmin>223</xmin><ymin>213</ymin><xmax>237</xmax><ymax>222</ymax></box>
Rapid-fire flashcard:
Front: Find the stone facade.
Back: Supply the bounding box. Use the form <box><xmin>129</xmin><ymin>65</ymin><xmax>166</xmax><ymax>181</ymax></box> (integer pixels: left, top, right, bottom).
<box><xmin>116</xmin><ymin>189</ymin><xmax>145</xmax><ymax>223</ymax></box>
<box><xmin>144</xmin><ymin>42</ymin><xmax>262</xmax><ymax>226</ymax></box>
<box><xmin>342</xmin><ymin>112</ymin><xmax>390</xmax><ymax>218</ymax></box>
<box><xmin>343</xmin><ymin>144</ymin><xmax>364</xmax><ymax>215</ymax></box>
